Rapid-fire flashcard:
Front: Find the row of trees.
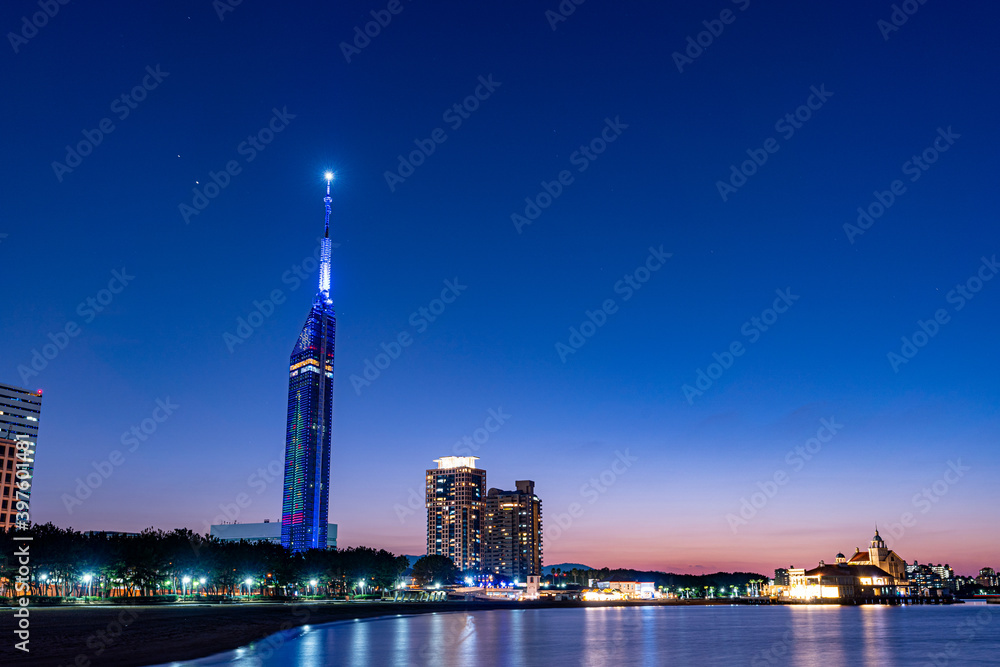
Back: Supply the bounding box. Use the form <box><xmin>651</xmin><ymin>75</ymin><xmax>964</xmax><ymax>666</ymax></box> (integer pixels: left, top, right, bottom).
<box><xmin>0</xmin><ymin>524</ymin><xmax>410</xmax><ymax>598</ymax></box>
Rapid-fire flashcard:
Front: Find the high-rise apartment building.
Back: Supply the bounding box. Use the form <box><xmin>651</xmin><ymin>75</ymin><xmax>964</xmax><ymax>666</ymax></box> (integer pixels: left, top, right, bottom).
<box><xmin>426</xmin><ymin>456</ymin><xmax>486</xmax><ymax>572</ymax></box>
<box><xmin>281</xmin><ymin>175</ymin><xmax>337</xmax><ymax>552</ymax></box>
<box><xmin>484</xmin><ymin>480</ymin><xmax>542</xmax><ymax>581</ymax></box>
<box><xmin>0</xmin><ymin>383</ymin><xmax>42</xmax><ymax>519</ymax></box>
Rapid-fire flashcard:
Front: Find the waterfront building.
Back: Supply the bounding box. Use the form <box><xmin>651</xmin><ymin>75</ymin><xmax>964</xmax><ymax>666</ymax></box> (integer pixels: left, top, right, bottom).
<box><xmin>212</xmin><ymin>520</ymin><xmax>338</xmax><ymax>548</ymax></box>
<box><xmin>426</xmin><ymin>456</ymin><xmax>486</xmax><ymax>572</ymax></box>
<box><xmin>773</xmin><ymin>568</ymin><xmax>790</xmax><ymax>587</ymax></box>
<box><xmin>906</xmin><ymin>561</ymin><xmax>944</xmax><ymax>594</ymax></box>
<box><xmin>0</xmin><ymin>383</ymin><xmax>42</xmax><ymax>512</ymax></box>
<box><xmin>977</xmin><ymin>567</ymin><xmax>998</xmax><ymax>588</ymax></box>
<box><xmin>780</xmin><ymin>529</ymin><xmax>909</xmax><ymax>600</ymax></box>
<box><xmin>845</xmin><ymin>529</ymin><xmax>908</xmax><ymax>582</ymax></box>
<box><xmin>281</xmin><ymin>174</ymin><xmax>337</xmax><ymax>552</ymax></box>
<box><xmin>483</xmin><ymin>480</ymin><xmax>542</xmax><ymax>581</ymax></box>
<box><xmin>587</xmin><ymin>580</ymin><xmax>658</xmax><ymax>600</ymax></box>
<box><xmin>788</xmin><ymin>562</ymin><xmax>905</xmax><ymax>599</ymax></box>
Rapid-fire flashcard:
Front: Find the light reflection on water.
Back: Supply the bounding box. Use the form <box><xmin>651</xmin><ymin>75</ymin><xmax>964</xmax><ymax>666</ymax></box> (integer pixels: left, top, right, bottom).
<box><xmin>171</xmin><ymin>605</ymin><xmax>998</xmax><ymax>667</ymax></box>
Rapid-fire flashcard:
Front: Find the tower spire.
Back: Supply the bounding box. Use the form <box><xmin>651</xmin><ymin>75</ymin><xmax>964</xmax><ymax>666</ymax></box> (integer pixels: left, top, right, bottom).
<box><xmin>318</xmin><ymin>172</ymin><xmax>333</xmax><ymax>300</ymax></box>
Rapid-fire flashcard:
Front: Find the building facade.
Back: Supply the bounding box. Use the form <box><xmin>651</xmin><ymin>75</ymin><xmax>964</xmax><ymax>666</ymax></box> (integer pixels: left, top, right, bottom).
<box><xmin>281</xmin><ymin>175</ymin><xmax>337</xmax><ymax>552</ymax></box>
<box><xmin>789</xmin><ymin>563</ymin><xmax>904</xmax><ymax>599</ymax></box>
<box><xmin>0</xmin><ymin>383</ymin><xmax>43</xmax><ymax>522</ymax></box>
<box><xmin>426</xmin><ymin>456</ymin><xmax>486</xmax><ymax>572</ymax></box>
<box><xmin>0</xmin><ymin>438</ymin><xmax>24</xmax><ymax>530</ymax></box>
<box><xmin>845</xmin><ymin>529</ymin><xmax>907</xmax><ymax>582</ymax></box>
<box><xmin>483</xmin><ymin>480</ymin><xmax>542</xmax><ymax>581</ymax></box>
<box><xmin>213</xmin><ymin>520</ymin><xmax>337</xmax><ymax>548</ymax></box>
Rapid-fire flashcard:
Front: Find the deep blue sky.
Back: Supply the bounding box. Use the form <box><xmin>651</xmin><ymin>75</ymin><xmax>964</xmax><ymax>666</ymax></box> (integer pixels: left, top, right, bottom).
<box><xmin>2</xmin><ymin>0</ymin><xmax>997</xmax><ymax>574</ymax></box>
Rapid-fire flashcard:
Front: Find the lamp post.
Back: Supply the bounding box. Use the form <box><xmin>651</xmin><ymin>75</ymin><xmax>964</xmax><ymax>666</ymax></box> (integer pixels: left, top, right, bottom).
<box><xmin>245</xmin><ymin>577</ymin><xmax>254</xmax><ymax>597</ymax></box>
<box><xmin>310</xmin><ymin>579</ymin><xmax>318</xmax><ymax>596</ymax></box>
<box><xmin>83</xmin><ymin>574</ymin><xmax>93</xmax><ymax>599</ymax></box>
<box><xmin>182</xmin><ymin>576</ymin><xmax>191</xmax><ymax>597</ymax></box>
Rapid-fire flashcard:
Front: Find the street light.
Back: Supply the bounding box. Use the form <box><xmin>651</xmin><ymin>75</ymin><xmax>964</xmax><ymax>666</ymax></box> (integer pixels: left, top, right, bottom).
<box><xmin>83</xmin><ymin>574</ymin><xmax>93</xmax><ymax>598</ymax></box>
<box><xmin>357</xmin><ymin>579</ymin><xmax>365</xmax><ymax>597</ymax></box>
<box><xmin>182</xmin><ymin>576</ymin><xmax>191</xmax><ymax>596</ymax></box>
<box><xmin>245</xmin><ymin>577</ymin><xmax>254</xmax><ymax>596</ymax></box>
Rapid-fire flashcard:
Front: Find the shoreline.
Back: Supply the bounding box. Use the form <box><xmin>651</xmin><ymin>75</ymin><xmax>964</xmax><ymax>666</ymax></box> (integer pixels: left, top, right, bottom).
<box><xmin>0</xmin><ymin>597</ymin><xmax>971</xmax><ymax>667</ymax></box>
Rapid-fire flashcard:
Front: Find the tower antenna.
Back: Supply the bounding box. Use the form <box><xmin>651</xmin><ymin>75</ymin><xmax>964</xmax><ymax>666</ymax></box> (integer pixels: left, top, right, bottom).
<box><xmin>318</xmin><ymin>172</ymin><xmax>334</xmax><ymax>300</ymax></box>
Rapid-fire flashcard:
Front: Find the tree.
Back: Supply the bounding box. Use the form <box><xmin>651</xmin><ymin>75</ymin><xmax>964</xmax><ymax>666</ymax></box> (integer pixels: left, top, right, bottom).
<box><xmin>410</xmin><ymin>555</ymin><xmax>459</xmax><ymax>587</ymax></box>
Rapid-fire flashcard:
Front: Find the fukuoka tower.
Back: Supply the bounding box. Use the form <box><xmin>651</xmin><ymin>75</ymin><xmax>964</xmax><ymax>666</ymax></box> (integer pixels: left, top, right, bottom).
<box><xmin>281</xmin><ymin>173</ymin><xmax>337</xmax><ymax>552</ymax></box>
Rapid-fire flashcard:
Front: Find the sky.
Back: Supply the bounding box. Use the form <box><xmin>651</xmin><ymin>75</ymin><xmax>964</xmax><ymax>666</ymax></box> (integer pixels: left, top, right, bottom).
<box><xmin>2</xmin><ymin>0</ymin><xmax>997</xmax><ymax>576</ymax></box>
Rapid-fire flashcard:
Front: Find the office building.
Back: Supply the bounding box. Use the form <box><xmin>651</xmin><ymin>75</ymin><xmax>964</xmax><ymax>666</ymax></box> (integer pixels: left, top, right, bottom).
<box><xmin>1</xmin><ymin>438</ymin><xmax>24</xmax><ymax>529</ymax></box>
<box><xmin>281</xmin><ymin>175</ymin><xmax>337</xmax><ymax>552</ymax></box>
<box><xmin>426</xmin><ymin>456</ymin><xmax>486</xmax><ymax>572</ymax></box>
<box><xmin>484</xmin><ymin>480</ymin><xmax>542</xmax><ymax>581</ymax></box>
<box><xmin>0</xmin><ymin>382</ymin><xmax>43</xmax><ymax>516</ymax></box>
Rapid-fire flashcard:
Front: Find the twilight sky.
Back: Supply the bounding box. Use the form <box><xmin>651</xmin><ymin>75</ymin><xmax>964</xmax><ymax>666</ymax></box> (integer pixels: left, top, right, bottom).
<box><xmin>2</xmin><ymin>0</ymin><xmax>997</xmax><ymax>576</ymax></box>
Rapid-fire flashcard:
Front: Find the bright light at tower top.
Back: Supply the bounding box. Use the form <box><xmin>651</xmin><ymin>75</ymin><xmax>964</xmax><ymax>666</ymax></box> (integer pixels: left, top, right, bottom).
<box><xmin>324</xmin><ymin>171</ymin><xmax>334</xmax><ymax>181</ymax></box>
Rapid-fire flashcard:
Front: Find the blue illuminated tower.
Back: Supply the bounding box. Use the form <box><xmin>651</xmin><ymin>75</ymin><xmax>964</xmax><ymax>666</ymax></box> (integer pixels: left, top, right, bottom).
<box><xmin>281</xmin><ymin>173</ymin><xmax>337</xmax><ymax>552</ymax></box>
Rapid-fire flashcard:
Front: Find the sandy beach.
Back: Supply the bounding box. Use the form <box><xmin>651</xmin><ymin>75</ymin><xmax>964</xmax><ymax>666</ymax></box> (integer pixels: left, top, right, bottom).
<box><xmin>2</xmin><ymin>599</ymin><xmax>595</xmax><ymax>667</ymax></box>
<box><xmin>1</xmin><ymin>598</ymin><xmax>754</xmax><ymax>667</ymax></box>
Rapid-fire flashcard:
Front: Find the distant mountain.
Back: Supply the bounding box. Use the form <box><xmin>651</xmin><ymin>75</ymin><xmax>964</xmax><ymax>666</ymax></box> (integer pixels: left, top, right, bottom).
<box><xmin>543</xmin><ymin>563</ymin><xmax>592</xmax><ymax>575</ymax></box>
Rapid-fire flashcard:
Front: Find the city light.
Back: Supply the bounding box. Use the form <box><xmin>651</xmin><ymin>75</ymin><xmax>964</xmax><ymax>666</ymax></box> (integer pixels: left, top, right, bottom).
<box><xmin>324</xmin><ymin>171</ymin><xmax>334</xmax><ymax>181</ymax></box>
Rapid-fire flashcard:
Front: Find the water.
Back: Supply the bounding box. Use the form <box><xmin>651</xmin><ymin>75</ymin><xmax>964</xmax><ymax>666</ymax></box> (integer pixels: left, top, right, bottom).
<box><xmin>175</xmin><ymin>604</ymin><xmax>999</xmax><ymax>666</ymax></box>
